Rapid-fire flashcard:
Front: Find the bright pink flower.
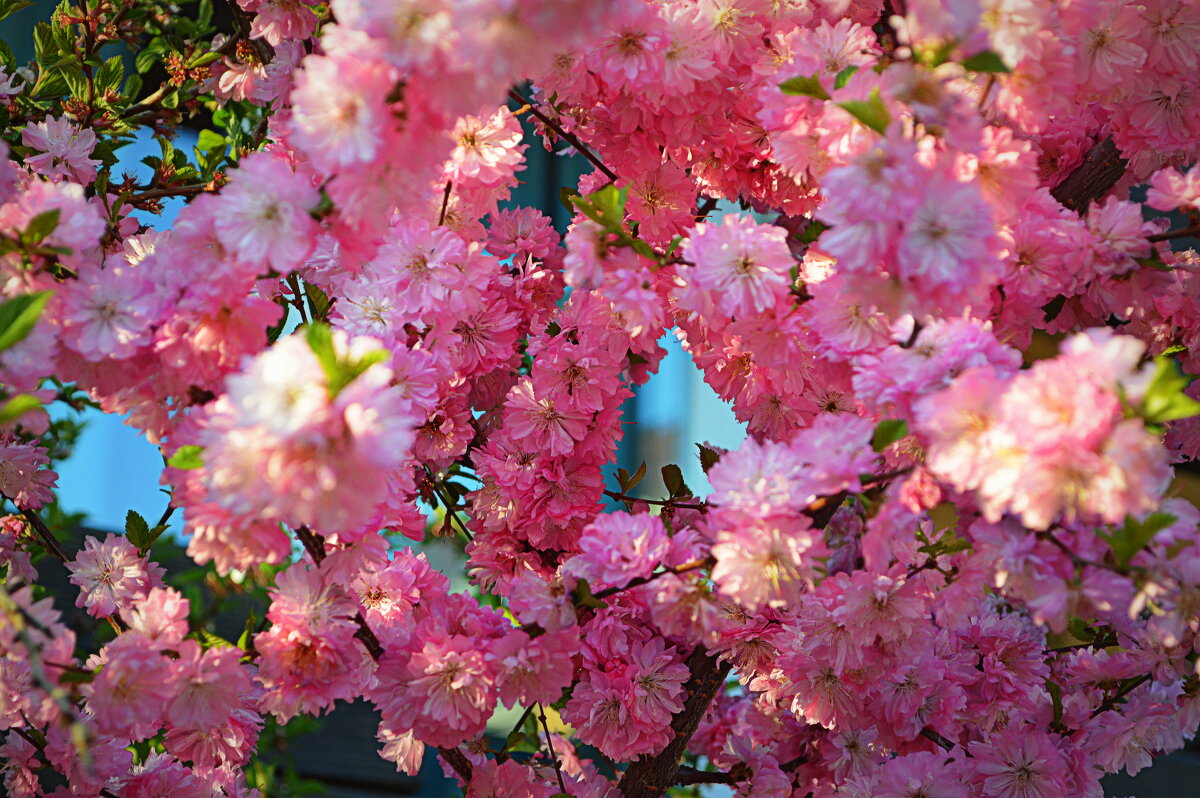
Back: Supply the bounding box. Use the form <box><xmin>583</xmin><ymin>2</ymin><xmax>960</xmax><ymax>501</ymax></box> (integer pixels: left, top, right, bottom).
<box><xmin>969</xmin><ymin>729</ymin><xmax>1071</xmax><ymax>798</ymax></box>
<box><xmin>166</xmin><ymin>639</ymin><xmax>251</xmax><ymax>730</ymax></box>
<box><xmin>568</xmin><ymin>512</ymin><xmax>670</xmax><ymax>589</ymax></box>
<box><xmin>83</xmin><ymin>634</ymin><xmax>176</xmax><ymax>739</ymax></box>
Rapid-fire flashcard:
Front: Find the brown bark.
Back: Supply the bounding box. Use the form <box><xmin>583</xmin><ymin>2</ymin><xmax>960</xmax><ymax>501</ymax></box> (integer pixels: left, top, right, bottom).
<box><xmin>618</xmin><ymin>646</ymin><xmax>732</xmax><ymax>797</ymax></box>
<box><xmin>1050</xmin><ymin>136</ymin><xmax>1127</xmax><ymax>214</ymax></box>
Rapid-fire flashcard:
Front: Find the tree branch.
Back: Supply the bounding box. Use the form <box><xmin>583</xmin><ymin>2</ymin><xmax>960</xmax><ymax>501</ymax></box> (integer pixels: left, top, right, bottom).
<box><xmin>618</xmin><ymin>646</ymin><xmax>731</xmax><ymax>798</ymax></box>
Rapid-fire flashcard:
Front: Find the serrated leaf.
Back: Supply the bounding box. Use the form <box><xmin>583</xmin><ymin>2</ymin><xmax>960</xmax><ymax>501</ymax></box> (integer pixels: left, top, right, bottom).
<box><xmin>833</xmin><ymin>65</ymin><xmax>859</xmax><ymax>90</ymax></box>
<box><xmin>871</xmin><ymin>419</ymin><xmax>909</xmax><ymax>452</ymax></box>
<box><xmin>779</xmin><ymin>74</ymin><xmax>830</xmax><ymax>101</ymax></box>
<box><xmin>167</xmin><ymin>444</ymin><xmax>204</xmax><ymax>470</ymax></box>
<box><xmin>1140</xmin><ymin>356</ymin><xmax>1200</xmax><ymax>424</ymax></box>
<box><xmin>125</xmin><ymin>510</ymin><xmax>151</xmax><ymax>551</ymax></box>
<box><xmin>836</xmin><ymin>88</ymin><xmax>891</xmax><ymax>134</ymax></box>
<box><xmin>0</xmin><ymin>291</ymin><xmax>52</xmax><ymax>352</ymax></box>
<box><xmin>0</xmin><ymin>393</ymin><xmax>41</xmax><ymax>424</ymax></box>
<box><xmin>96</xmin><ymin>56</ymin><xmax>123</xmax><ymax>94</ymax></box>
<box><xmin>961</xmin><ymin>50</ymin><xmax>1010</xmax><ymax>73</ymax></box>
<box><xmin>698</xmin><ymin>444</ymin><xmax>722</xmax><ymax>473</ymax></box>
<box><xmin>195</xmin><ymin>628</ymin><xmax>233</xmax><ymax>649</ymax></box>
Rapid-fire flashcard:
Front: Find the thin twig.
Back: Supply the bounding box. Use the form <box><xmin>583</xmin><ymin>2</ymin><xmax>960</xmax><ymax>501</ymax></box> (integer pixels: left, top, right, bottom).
<box><xmin>495</xmin><ymin>704</ymin><xmax>536</xmax><ymax>763</ymax></box>
<box><xmin>591</xmin><ymin>558</ymin><xmax>713</xmax><ymax>601</ymax></box>
<box><xmin>536</xmin><ymin>703</ymin><xmax>569</xmax><ymax>795</ymax></box>
<box><xmin>438</xmin><ymin>180</ymin><xmax>453</xmax><ymax>226</ymax></box>
<box><xmin>507</xmin><ymin>89</ymin><xmax>617</xmax><ymax>183</ymax></box>
<box><xmin>18</xmin><ymin>505</ymin><xmax>70</xmax><ymax>563</ymax></box>
<box><xmin>1148</xmin><ymin>224</ymin><xmax>1200</xmax><ymax>243</ymax></box>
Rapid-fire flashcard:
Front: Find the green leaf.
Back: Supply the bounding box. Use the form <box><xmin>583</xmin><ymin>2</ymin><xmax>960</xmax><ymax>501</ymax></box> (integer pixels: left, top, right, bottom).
<box><xmin>571</xmin><ymin>579</ymin><xmax>605</xmax><ymax>610</ymax></box>
<box><xmin>697</xmin><ymin>443</ymin><xmax>722</xmax><ymax>473</ymax></box>
<box><xmin>1139</xmin><ymin>356</ymin><xmax>1200</xmax><ymax>424</ymax></box>
<box><xmin>96</xmin><ymin>56</ymin><xmax>124</xmax><ymax>94</ymax></box>
<box><xmin>188</xmin><ymin>50</ymin><xmax>222</xmax><ymax>69</ymax></box>
<box><xmin>194</xmin><ymin>628</ymin><xmax>234</xmax><ymax>649</ymax></box>
<box><xmin>23</xmin><ymin>209</ymin><xmax>60</xmax><ymax>245</ymax></box>
<box><xmin>57</xmin><ymin>668</ymin><xmax>95</xmax><ymax>684</ymax></box>
<box><xmin>0</xmin><ymin>393</ymin><xmax>41</xmax><ymax>424</ymax></box>
<box><xmin>306</xmin><ymin>322</ymin><xmax>389</xmax><ymax>397</ymax></box>
<box><xmin>305</xmin><ymin>322</ymin><xmax>339</xmax><ymax>382</ymax></box>
<box><xmin>836</xmin><ymin>88</ymin><xmax>891</xmax><ymax>134</ymax></box>
<box><xmin>0</xmin><ymin>291</ymin><xmax>52</xmax><ymax>352</ymax></box>
<box><xmin>125</xmin><ymin>510</ymin><xmax>151</xmax><ymax>551</ymax></box>
<box><xmin>559</xmin><ymin>186</ymin><xmax>581</xmax><ymax>215</ymax></box>
<box><xmin>167</xmin><ymin>445</ymin><xmax>205</xmax><ymax>470</ymax></box>
<box><xmin>0</xmin><ymin>0</ymin><xmax>32</xmax><ymax>23</ymax></box>
<box><xmin>237</xmin><ymin>610</ymin><xmax>256</xmax><ymax>652</ymax></box>
<box><xmin>871</xmin><ymin>419</ymin><xmax>909</xmax><ymax>452</ymax></box>
<box><xmin>1100</xmin><ymin>512</ymin><xmax>1177</xmax><ymax>568</ymax></box>
<box><xmin>590</xmin><ymin>184</ymin><xmax>626</xmax><ymax>225</ymax></box>
<box><xmin>661</xmin><ymin>464</ymin><xmax>688</xmax><ymax>498</ymax></box>
<box><xmin>304</xmin><ymin>282</ymin><xmax>332</xmax><ymax>321</ymax></box>
<box><xmin>779</xmin><ymin>73</ymin><xmax>830</xmax><ymax>101</ymax></box>
<box><xmin>1048</xmin><ymin>680</ymin><xmax>1063</xmax><ymax>726</ymax></box>
<box><xmin>961</xmin><ymin>50</ymin><xmax>1011</xmax><ymax>73</ymax></box>
<box><xmin>833</xmin><ymin>65</ymin><xmax>859</xmax><ymax>90</ymax></box>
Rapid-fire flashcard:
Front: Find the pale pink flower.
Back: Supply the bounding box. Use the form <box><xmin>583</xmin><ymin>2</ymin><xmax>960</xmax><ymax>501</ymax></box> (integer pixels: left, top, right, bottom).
<box><xmin>21</xmin><ymin>116</ymin><xmax>99</xmax><ymax>184</ymax></box>
<box><xmin>445</xmin><ymin>106</ymin><xmax>526</xmax><ymax>187</ymax></box>
<box><xmin>0</xmin><ymin>437</ymin><xmax>57</xmax><ymax>510</ymax></box>
<box><xmin>213</xmin><ymin>153</ymin><xmax>319</xmax><ymax>272</ymax></box>
<box><xmin>681</xmin><ymin>214</ymin><xmax>795</xmax><ymax>318</ymax></box>
<box><xmin>291</xmin><ymin>54</ymin><xmax>396</xmax><ymax>170</ymax></box>
<box><xmin>67</xmin><ymin>533</ymin><xmax>164</xmax><ymax>618</ymax></box>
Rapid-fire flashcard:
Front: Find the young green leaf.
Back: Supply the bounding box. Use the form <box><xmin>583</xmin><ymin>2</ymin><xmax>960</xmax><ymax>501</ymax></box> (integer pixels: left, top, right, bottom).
<box><xmin>167</xmin><ymin>445</ymin><xmax>205</xmax><ymax>470</ymax></box>
<box><xmin>125</xmin><ymin>510</ymin><xmax>151</xmax><ymax>551</ymax></box>
<box><xmin>961</xmin><ymin>50</ymin><xmax>1011</xmax><ymax>73</ymax></box>
<box><xmin>779</xmin><ymin>74</ymin><xmax>830</xmax><ymax>101</ymax></box>
<box><xmin>0</xmin><ymin>393</ymin><xmax>42</xmax><ymax>424</ymax></box>
<box><xmin>871</xmin><ymin>419</ymin><xmax>909</xmax><ymax>452</ymax></box>
<box><xmin>1139</xmin><ymin>356</ymin><xmax>1200</xmax><ymax>424</ymax></box>
<box><xmin>836</xmin><ymin>88</ymin><xmax>891</xmax><ymax>134</ymax></box>
<box><xmin>0</xmin><ymin>291</ymin><xmax>52</xmax><ymax>352</ymax></box>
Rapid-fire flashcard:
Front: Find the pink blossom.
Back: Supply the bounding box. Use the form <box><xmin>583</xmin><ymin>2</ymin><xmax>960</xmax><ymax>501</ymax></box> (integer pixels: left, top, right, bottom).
<box><xmin>67</xmin><ymin>533</ymin><xmax>163</xmax><ymax>618</ymax></box>
<box><xmin>568</xmin><ymin>512</ymin><xmax>670</xmax><ymax>589</ymax></box>
<box><xmin>21</xmin><ymin>117</ymin><xmax>99</xmax><ymax>184</ymax></box>
<box><xmin>681</xmin><ymin>214</ymin><xmax>795</xmax><ymax>318</ymax></box>
<box><xmin>213</xmin><ymin>153</ymin><xmax>320</xmax><ymax>272</ymax></box>
<box><xmin>0</xmin><ymin>437</ymin><xmax>57</xmax><ymax>510</ymax></box>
